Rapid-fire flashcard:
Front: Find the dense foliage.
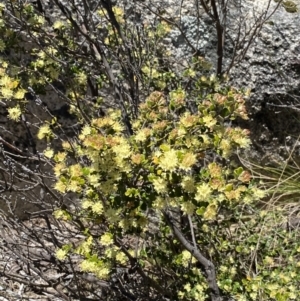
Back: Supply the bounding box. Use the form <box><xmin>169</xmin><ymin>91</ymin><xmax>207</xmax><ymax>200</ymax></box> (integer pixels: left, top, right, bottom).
<box><xmin>0</xmin><ymin>1</ymin><xmax>299</xmax><ymax>300</ymax></box>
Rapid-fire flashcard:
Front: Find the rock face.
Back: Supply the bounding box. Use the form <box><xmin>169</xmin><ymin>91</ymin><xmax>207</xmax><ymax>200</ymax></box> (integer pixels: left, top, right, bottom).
<box><xmin>230</xmin><ymin>1</ymin><xmax>300</xmax><ymax>158</ymax></box>
<box><xmin>167</xmin><ymin>0</ymin><xmax>300</xmax><ymax>158</ymax></box>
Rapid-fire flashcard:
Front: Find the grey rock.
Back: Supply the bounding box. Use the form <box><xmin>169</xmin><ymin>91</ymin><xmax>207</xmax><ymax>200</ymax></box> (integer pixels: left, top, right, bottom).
<box><xmin>166</xmin><ymin>0</ymin><xmax>300</xmax><ymax>155</ymax></box>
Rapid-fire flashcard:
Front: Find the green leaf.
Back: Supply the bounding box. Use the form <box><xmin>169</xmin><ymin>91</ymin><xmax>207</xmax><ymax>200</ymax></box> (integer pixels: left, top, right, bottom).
<box><xmin>234</xmin><ymin>167</ymin><xmax>244</xmax><ymax>178</ymax></box>
<box><xmin>196</xmin><ymin>206</ymin><xmax>206</xmax><ymax>216</ymax></box>
<box><xmin>160</xmin><ymin>144</ymin><xmax>170</xmax><ymax>152</ymax></box>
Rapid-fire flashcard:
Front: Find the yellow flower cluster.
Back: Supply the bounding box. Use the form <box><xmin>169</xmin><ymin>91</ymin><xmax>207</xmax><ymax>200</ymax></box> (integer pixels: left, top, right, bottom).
<box><xmin>100</xmin><ymin>232</ymin><xmax>113</xmax><ymax>246</ymax></box>
<box><xmin>159</xmin><ymin>149</ymin><xmax>178</xmax><ymax>171</ymax></box>
<box><xmin>195</xmin><ymin>183</ymin><xmax>212</xmax><ymax>202</ymax></box>
<box><xmin>37</xmin><ymin>124</ymin><xmax>53</xmax><ymax>140</ymax></box>
<box><xmin>7</xmin><ymin>106</ymin><xmax>21</xmax><ymax>121</ymax></box>
<box><xmin>80</xmin><ymin>259</ymin><xmax>111</xmax><ymax>280</ymax></box>
<box><xmin>56</xmin><ymin>248</ymin><xmax>68</xmax><ymax>261</ymax></box>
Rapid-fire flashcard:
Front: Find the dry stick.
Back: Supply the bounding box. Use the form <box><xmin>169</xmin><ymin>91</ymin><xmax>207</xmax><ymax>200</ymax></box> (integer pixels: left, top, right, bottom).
<box><xmin>188</xmin><ymin>214</ymin><xmax>197</xmax><ymax>248</ymax></box>
<box><xmin>225</xmin><ymin>0</ymin><xmax>283</xmax><ymax>74</ymax></box>
<box><xmin>198</xmin><ymin>0</ymin><xmax>223</xmax><ymax>76</ymax></box>
<box><xmin>115</xmin><ymin>237</ymin><xmax>173</xmax><ymax>298</ymax></box>
<box><xmin>163</xmin><ymin>210</ymin><xmax>222</xmax><ymax>301</ymax></box>
<box><xmin>0</xmin><ymin>136</ymin><xmax>45</xmax><ymax>162</ymax></box>
<box><xmin>100</xmin><ymin>0</ymin><xmax>139</xmax><ymax>111</ymax></box>
<box><xmin>141</xmin><ymin>3</ymin><xmax>201</xmax><ymax>56</ymax></box>
<box><xmin>53</xmin><ymin>0</ymin><xmax>133</xmax><ymax>135</ymax></box>
<box><xmin>210</xmin><ymin>0</ymin><xmax>224</xmax><ymax>76</ymax></box>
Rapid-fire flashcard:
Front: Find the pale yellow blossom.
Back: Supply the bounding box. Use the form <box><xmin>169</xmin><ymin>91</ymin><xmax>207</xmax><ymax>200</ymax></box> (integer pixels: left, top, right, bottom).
<box><xmin>195</xmin><ymin>183</ymin><xmax>212</xmax><ymax>202</ymax></box>
<box><xmin>7</xmin><ymin>106</ymin><xmax>21</xmax><ymax>121</ymax></box>
<box><xmin>152</xmin><ymin>177</ymin><xmax>168</xmax><ymax>194</ymax></box>
<box><xmin>100</xmin><ymin>232</ymin><xmax>113</xmax><ymax>246</ymax></box>
<box><xmin>181</xmin><ymin>176</ymin><xmax>196</xmax><ymax>193</ymax></box>
<box><xmin>159</xmin><ymin>149</ymin><xmax>178</xmax><ymax>171</ymax></box>
<box><xmin>37</xmin><ymin>124</ymin><xmax>52</xmax><ymax>140</ymax></box>
<box><xmin>91</xmin><ymin>202</ymin><xmax>103</xmax><ymax>214</ymax></box>
<box><xmin>181</xmin><ymin>201</ymin><xmax>196</xmax><ymax>215</ymax></box>
<box><xmin>43</xmin><ymin>147</ymin><xmax>54</xmax><ymax>158</ymax></box>
<box><xmin>202</xmin><ymin>115</ymin><xmax>217</xmax><ymax>128</ymax></box>
<box><xmin>56</xmin><ymin>248</ymin><xmax>68</xmax><ymax>261</ymax></box>
<box><xmin>179</xmin><ymin>152</ymin><xmax>197</xmax><ymax>170</ymax></box>
<box><xmin>203</xmin><ymin>203</ymin><xmax>218</xmax><ymax>220</ymax></box>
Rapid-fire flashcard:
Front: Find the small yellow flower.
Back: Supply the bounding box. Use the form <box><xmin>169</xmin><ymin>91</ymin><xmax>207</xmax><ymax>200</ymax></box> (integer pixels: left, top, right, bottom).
<box><xmin>152</xmin><ymin>177</ymin><xmax>168</xmax><ymax>194</ymax></box>
<box><xmin>35</xmin><ymin>15</ymin><xmax>45</xmax><ymax>25</ymax></box>
<box><xmin>159</xmin><ymin>149</ymin><xmax>178</xmax><ymax>171</ymax></box>
<box><xmin>37</xmin><ymin>124</ymin><xmax>53</xmax><ymax>140</ymax></box>
<box><xmin>181</xmin><ymin>250</ymin><xmax>197</xmax><ymax>267</ymax></box>
<box><xmin>131</xmin><ymin>153</ymin><xmax>143</xmax><ymax>165</ymax></box>
<box><xmin>80</xmin><ymin>258</ymin><xmax>110</xmax><ymax>279</ymax></box>
<box><xmin>80</xmin><ymin>259</ymin><xmax>95</xmax><ymax>272</ymax></box>
<box><xmin>56</xmin><ymin>248</ymin><xmax>68</xmax><ymax>261</ymax></box>
<box><xmin>116</xmin><ymin>252</ymin><xmax>127</xmax><ymax>264</ymax></box>
<box><xmin>202</xmin><ymin>115</ymin><xmax>217</xmax><ymax>128</ymax></box>
<box><xmin>76</xmin><ymin>236</ymin><xmax>93</xmax><ymax>255</ymax></box>
<box><xmin>264</xmin><ymin>256</ymin><xmax>274</xmax><ymax>266</ymax></box>
<box><xmin>135</xmin><ymin>128</ymin><xmax>151</xmax><ymax>142</ymax></box>
<box><xmin>203</xmin><ymin>203</ymin><xmax>217</xmax><ymax>220</ymax></box>
<box><xmin>91</xmin><ymin>202</ymin><xmax>103</xmax><ymax>215</ymax></box>
<box><xmin>181</xmin><ymin>176</ymin><xmax>196</xmax><ymax>193</ymax></box>
<box><xmin>112</xmin><ymin>6</ymin><xmax>124</xmax><ymax>23</ymax></box>
<box><xmin>100</xmin><ymin>232</ymin><xmax>113</xmax><ymax>246</ymax></box>
<box><xmin>230</xmin><ymin>267</ymin><xmax>237</xmax><ymax>276</ymax></box>
<box><xmin>112</xmin><ymin>139</ymin><xmax>131</xmax><ymax>159</ymax></box>
<box><xmin>62</xmin><ymin>141</ymin><xmax>72</xmax><ymax>150</ymax></box>
<box><xmin>181</xmin><ymin>201</ymin><xmax>196</xmax><ymax>215</ymax></box>
<box><xmin>7</xmin><ymin>106</ymin><xmax>22</xmax><ymax>121</ymax></box>
<box><xmin>252</xmin><ymin>187</ymin><xmax>266</xmax><ymax>199</ymax></box>
<box><xmin>180</xmin><ymin>112</ymin><xmax>198</xmax><ymax>127</ymax></box>
<box><xmin>235</xmin><ymin>136</ymin><xmax>251</xmax><ymax>148</ymax></box>
<box><xmin>79</xmin><ymin>125</ymin><xmax>91</xmax><ymax>139</ymax></box>
<box><xmin>112</xmin><ymin>121</ymin><xmax>123</xmax><ymax>132</ymax></box>
<box><xmin>105</xmin><ymin>208</ymin><xmax>121</xmax><ymax>223</ymax></box>
<box><xmin>200</xmin><ymin>134</ymin><xmax>211</xmax><ymax>146</ymax></box>
<box><xmin>75</xmin><ymin>71</ymin><xmax>87</xmax><ymax>85</ymax></box>
<box><xmin>1</xmin><ymin>87</ymin><xmax>14</xmax><ymax>98</ymax></box>
<box><xmin>219</xmin><ymin>139</ymin><xmax>232</xmax><ymax>158</ymax></box>
<box><xmin>219</xmin><ymin>265</ymin><xmax>228</xmax><ymax>273</ymax></box>
<box><xmin>82</xmin><ymin>199</ymin><xmax>93</xmax><ymax>209</ymax></box>
<box><xmin>178</xmin><ymin>291</ymin><xmax>185</xmax><ymax>299</ymax></box>
<box><xmin>14</xmin><ymin>89</ymin><xmax>26</xmax><ymax>99</ymax></box>
<box><xmin>153</xmin><ymin>196</ymin><xmax>167</xmax><ymax>209</ymax></box>
<box><xmin>0</xmin><ymin>75</ymin><xmax>12</xmax><ymax>86</ymax></box>
<box><xmin>95</xmin><ymin>266</ymin><xmax>111</xmax><ymax>279</ymax></box>
<box><xmin>67</xmin><ymin>180</ymin><xmax>81</xmax><ymax>192</ymax></box>
<box><xmin>224</xmin><ymin>189</ymin><xmax>241</xmax><ymax>201</ymax></box>
<box><xmin>69</xmin><ymin>164</ymin><xmax>83</xmax><ymax>177</ymax></box>
<box><xmin>54</xmin><ymin>151</ymin><xmax>67</xmax><ymax>162</ymax></box>
<box><xmin>53</xmin><ymin>209</ymin><xmax>71</xmax><ymax>221</ymax></box>
<box><xmin>53</xmin><ymin>20</ymin><xmax>65</xmax><ymax>29</ymax></box>
<box><xmin>87</xmin><ymin>174</ymin><xmax>100</xmax><ymax>187</ymax></box>
<box><xmin>43</xmin><ymin>147</ymin><xmax>54</xmax><ymax>158</ymax></box>
<box><xmin>53</xmin><ymin>162</ymin><xmax>66</xmax><ymax>177</ymax></box>
<box><xmin>195</xmin><ymin>183</ymin><xmax>212</xmax><ymax>202</ymax></box>
<box><xmin>208</xmin><ymin>162</ymin><xmax>222</xmax><ymax>178</ymax></box>
<box><xmin>179</xmin><ymin>152</ymin><xmax>197</xmax><ymax>170</ymax></box>
<box><xmin>54</xmin><ymin>180</ymin><xmax>67</xmax><ymax>193</ymax></box>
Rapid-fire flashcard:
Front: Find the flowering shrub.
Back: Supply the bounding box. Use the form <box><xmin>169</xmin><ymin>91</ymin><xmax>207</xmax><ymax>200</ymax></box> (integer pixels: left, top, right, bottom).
<box><xmin>0</xmin><ymin>1</ymin><xmax>298</xmax><ymax>300</ymax></box>
<box><xmin>50</xmin><ymin>83</ymin><xmax>297</xmax><ymax>300</ymax></box>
